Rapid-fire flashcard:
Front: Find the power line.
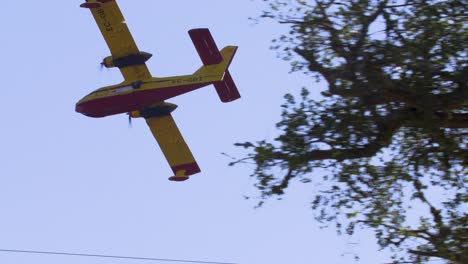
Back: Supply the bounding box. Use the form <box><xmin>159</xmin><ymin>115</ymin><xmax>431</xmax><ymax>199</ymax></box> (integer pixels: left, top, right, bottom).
<box><xmin>0</xmin><ymin>248</ymin><xmax>238</xmax><ymax>264</ymax></box>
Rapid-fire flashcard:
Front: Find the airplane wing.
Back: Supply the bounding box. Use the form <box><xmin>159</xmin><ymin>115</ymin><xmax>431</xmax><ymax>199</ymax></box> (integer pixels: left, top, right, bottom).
<box><xmin>81</xmin><ymin>0</ymin><xmax>151</xmax><ymax>81</ymax></box>
<box><xmin>140</xmin><ymin>104</ymin><xmax>201</xmax><ymax>181</ymax></box>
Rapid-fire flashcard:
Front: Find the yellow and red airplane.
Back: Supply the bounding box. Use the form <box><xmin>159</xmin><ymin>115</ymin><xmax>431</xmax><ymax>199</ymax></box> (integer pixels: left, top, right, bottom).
<box><xmin>76</xmin><ymin>0</ymin><xmax>240</xmax><ymax>181</ymax></box>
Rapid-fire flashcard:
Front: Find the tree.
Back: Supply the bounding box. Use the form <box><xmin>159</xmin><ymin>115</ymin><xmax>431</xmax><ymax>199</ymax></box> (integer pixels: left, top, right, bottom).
<box><xmin>235</xmin><ymin>0</ymin><xmax>467</xmax><ymax>262</ymax></box>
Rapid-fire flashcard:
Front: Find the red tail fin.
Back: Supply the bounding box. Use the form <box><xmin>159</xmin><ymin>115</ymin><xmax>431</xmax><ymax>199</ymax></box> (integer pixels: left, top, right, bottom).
<box><xmin>189</xmin><ymin>28</ymin><xmax>240</xmax><ymax>102</ymax></box>
<box><xmin>189</xmin><ymin>28</ymin><xmax>223</xmax><ymax>65</ymax></box>
<box><xmin>214</xmin><ymin>71</ymin><xmax>240</xmax><ymax>102</ymax></box>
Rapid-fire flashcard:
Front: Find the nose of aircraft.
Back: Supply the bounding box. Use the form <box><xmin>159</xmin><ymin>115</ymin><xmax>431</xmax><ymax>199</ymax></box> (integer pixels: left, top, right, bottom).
<box><xmin>75</xmin><ymin>96</ymin><xmax>102</xmax><ymax>117</ymax></box>
<box><xmin>75</xmin><ymin>101</ymin><xmax>91</xmax><ymax>117</ymax></box>
<box><xmin>75</xmin><ymin>91</ymin><xmax>140</xmax><ymax>118</ymax></box>
<box><xmin>75</xmin><ymin>103</ymin><xmax>84</xmax><ymax>114</ymax></box>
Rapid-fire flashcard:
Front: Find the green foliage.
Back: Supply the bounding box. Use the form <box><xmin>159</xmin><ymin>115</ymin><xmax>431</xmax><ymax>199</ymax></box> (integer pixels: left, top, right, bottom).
<box><xmin>236</xmin><ymin>0</ymin><xmax>467</xmax><ymax>262</ymax></box>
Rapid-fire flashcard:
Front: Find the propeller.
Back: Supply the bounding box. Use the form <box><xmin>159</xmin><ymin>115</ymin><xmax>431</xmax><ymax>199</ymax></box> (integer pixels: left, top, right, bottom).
<box><xmin>97</xmin><ymin>61</ymin><xmax>108</xmax><ymax>73</ymax></box>
<box><xmin>127</xmin><ymin>111</ymin><xmax>141</xmax><ymax>128</ymax></box>
<box><xmin>127</xmin><ymin>112</ymin><xmax>132</xmax><ymax>127</ymax></box>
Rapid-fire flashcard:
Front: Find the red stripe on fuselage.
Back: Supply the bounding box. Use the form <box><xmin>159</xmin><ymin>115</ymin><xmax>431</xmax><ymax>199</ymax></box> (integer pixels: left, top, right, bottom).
<box><xmin>76</xmin><ymin>83</ymin><xmax>208</xmax><ymax>118</ymax></box>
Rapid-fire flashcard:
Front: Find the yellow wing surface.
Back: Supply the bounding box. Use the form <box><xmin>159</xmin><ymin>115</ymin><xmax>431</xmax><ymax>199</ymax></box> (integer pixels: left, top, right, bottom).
<box><xmin>140</xmin><ymin>47</ymin><xmax>237</xmax><ymax>180</ymax></box>
<box><xmin>81</xmin><ymin>0</ymin><xmax>151</xmax><ymax>81</ymax></box>
<box><xmin>136</xmin><ymin>103</ymin><xmax>200</xmax><ymax>181</ymax></box>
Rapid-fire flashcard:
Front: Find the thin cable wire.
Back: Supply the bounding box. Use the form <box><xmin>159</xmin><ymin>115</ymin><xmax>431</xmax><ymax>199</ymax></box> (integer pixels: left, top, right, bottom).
<box><xmin>0</xmin><ymin>249</ymin><xmax>238</xmax><ymax>264</ymax></box>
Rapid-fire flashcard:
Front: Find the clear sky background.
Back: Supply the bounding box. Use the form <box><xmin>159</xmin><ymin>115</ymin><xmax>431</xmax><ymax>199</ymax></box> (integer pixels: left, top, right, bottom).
<box><xmin>1</xmin><ymin>1</ymin><xmax>392</xmax><ymax>263</ymax></box>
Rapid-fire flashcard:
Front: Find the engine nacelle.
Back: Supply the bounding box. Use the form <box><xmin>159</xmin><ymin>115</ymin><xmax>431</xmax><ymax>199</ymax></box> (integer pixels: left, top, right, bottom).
<box><xmin>129</xmin><ymin>102</ymin><xmax>178</xmax><ymax>118</ymax></box>
<box><xmin>101</xmin><ymin>51</ymin><xmax>153</xmax><ymax>68</ymax></box>
<box><xmin>101</xmin><ymin>56</ymin><xmax>115</xmax><ymax>68</ymax></box>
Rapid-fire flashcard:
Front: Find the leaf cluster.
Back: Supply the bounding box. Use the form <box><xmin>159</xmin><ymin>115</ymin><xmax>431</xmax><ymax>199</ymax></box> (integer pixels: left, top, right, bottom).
<box><xmin>236</xmin><ymin>0</ymin><xmax>468</xmax><ymax>262</ymax></box>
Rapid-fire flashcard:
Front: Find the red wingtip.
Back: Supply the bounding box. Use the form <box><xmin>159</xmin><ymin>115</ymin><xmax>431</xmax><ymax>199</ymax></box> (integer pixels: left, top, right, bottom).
<box><xmin>171</xmin><ymin>163</ymin><xmax>201</xmax><ymax>176</ymax></box>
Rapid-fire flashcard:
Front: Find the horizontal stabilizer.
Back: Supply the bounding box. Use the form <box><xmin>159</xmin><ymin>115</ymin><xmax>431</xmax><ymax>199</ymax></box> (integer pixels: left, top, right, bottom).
<box><xmin>189</xmin><ymin>28</ymin><xmax>223</xmax><ymax>65</ymax></box>
<box><xmin>214</xmin><ymin>71</ymin><xmax>240</xmax><ymax>102</ymax></box>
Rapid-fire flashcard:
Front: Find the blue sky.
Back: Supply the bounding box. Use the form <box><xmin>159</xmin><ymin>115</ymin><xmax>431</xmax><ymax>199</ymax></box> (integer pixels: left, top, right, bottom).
<box><xmin>0</xmin><ymin>1</ymin><xmax>391</xmax><ymax>263</ymax></box>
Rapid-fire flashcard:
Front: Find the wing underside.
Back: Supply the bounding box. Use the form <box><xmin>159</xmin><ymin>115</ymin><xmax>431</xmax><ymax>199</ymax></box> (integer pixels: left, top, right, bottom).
<box><xmin>144</xmin><ymin>112</ymin><xmax>201</xmax><ymax>181</ymax></box>
<box><xmin>81</xmin><ymin>0</ymin><xmax>151</xmax><ymax>81</ymax></box>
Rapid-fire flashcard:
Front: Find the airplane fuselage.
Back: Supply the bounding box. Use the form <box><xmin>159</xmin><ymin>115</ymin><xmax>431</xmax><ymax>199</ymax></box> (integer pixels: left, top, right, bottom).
<box><xmin>76</xmin><ymin>77</ymin><xmax>212</xmax><ymax>118</ymax></box>
<box><xmin>76</xmin><ymin>44</ymin><xmax>237</xmax><ymax>118</ymax></box>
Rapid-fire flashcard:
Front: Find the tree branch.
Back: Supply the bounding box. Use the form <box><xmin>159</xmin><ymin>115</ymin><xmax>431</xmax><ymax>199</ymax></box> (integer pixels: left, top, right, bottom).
<box><xmin>434</xmin><ymin>88</ymin><xmax>468</xmax><ymax>111</ymax></box>
<box><xmin>271</xmin><ymin>169</ymin><xmax>294</xmax><ymax>195</ymax></box>
<box><xmin>407</xmin><ymin>249</ymin><xmax>442</xmax><ymax>259</ymax></box>
<box><xmin>354</xmin><ymin>1</ymin><xmax>389</xmax><ymax>51</ymax></box>
<box><xmin>434</xmin><ymin>113</ymin><xmax>468</xmax><ymax>129</ymax></box>
<box><xmin>270</xmin><ymin>109</ymin><xmax>409</xmax><ymax>162</ymax></box>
